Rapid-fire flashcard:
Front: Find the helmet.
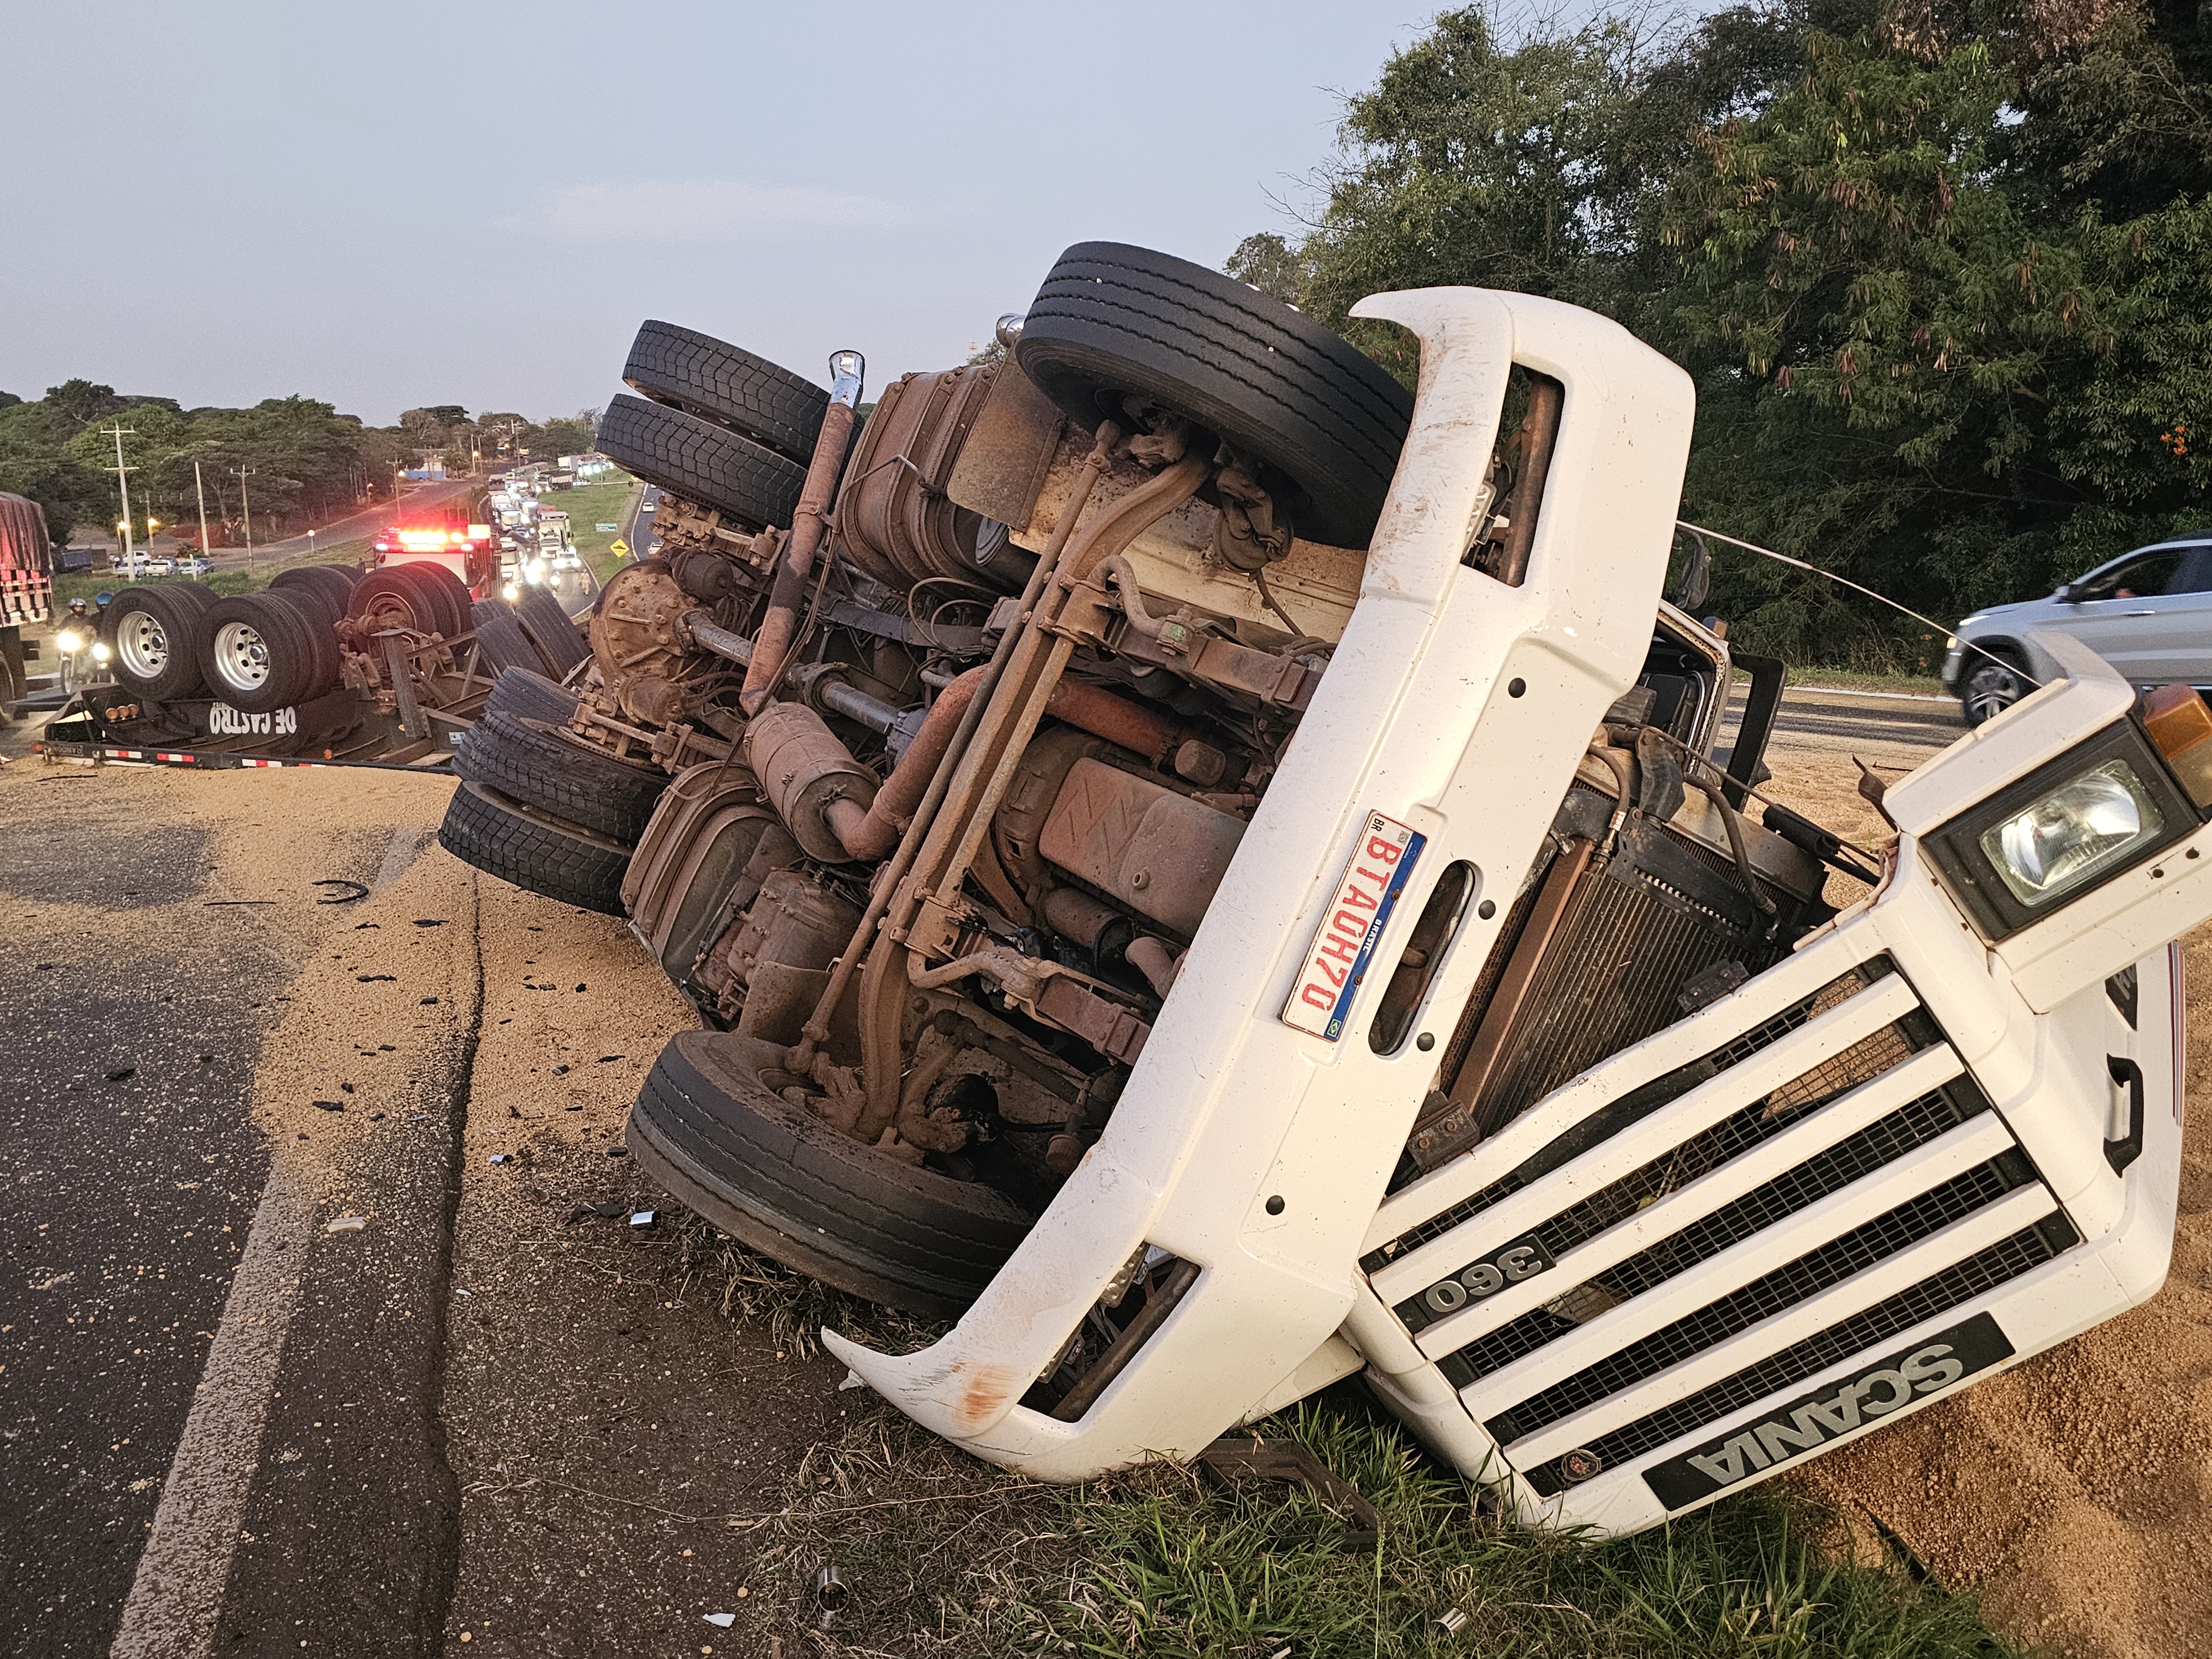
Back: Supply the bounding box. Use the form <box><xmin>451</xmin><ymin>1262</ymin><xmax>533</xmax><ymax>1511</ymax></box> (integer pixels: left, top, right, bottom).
<box><xmin>67</xmin><ymin>597</ymin><xmax>88</xmax><ymax>615</ymax></box>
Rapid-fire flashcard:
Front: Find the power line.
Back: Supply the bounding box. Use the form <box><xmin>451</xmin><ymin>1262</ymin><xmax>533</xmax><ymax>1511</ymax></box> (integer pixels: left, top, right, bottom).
<box><xmin>1677</xmin><ymin>519</ymin><xmax>2043</xmax><ymax>688</ymax></box>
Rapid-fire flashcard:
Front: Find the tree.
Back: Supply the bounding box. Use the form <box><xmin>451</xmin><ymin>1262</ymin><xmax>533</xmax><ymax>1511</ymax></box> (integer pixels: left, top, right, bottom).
<box><xmin>1228</xmin><ymin>0</ymin><xmax>2212</xmax><ymax>665</ymax></box>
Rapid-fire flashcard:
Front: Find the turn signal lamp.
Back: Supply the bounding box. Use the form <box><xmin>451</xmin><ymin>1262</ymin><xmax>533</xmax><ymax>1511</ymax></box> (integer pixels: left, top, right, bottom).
<box><xmin>2142</xmin><ymin>684</ymin><xmax>2212</xmax><ymax>808</ymax></box>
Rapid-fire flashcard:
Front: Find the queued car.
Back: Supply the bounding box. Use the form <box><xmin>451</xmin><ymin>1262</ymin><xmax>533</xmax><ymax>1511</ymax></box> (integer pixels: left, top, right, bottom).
<box><xmin>1944</xmin><ymin>534</ymin><xmax>2212</xmax><ymax>724</ymax></box>
<box><xmin>432</xmin><ymin>246</ymin><xmax>2212</xmax><ymax>1537</ymax></box>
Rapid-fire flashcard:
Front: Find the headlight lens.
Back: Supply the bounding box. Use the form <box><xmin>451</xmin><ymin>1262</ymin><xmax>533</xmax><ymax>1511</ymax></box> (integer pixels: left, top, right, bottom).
<box><xmin>56</xmin><ymin>627</ymin><xmax>86</xmax><ymax>653</ymax></box>
<box><xmin>91</xmin><ymin>640</ymin><xmax>112</xmax><ymax>662</ymax></box>
<box><xmin>1978</xmin><ymin>759</ymin><xmax>2166</xmax><ymax>908</ymax></box>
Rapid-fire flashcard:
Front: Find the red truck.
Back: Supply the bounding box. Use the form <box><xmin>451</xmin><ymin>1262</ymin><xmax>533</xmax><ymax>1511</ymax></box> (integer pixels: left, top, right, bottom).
<box><xmin>0</xmin><ymin>492</ymin><xmax>55</xmax><ymax>716</ymax></box>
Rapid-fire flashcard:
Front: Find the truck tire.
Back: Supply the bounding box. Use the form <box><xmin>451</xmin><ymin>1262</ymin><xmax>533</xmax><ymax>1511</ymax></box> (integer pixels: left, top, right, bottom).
<box><xmin>596</xmin><ymin>394</ymin><xmax>806</xmax><ymax>531</ymax></box>
<box><xmin>515</xmin><ymin>585</ymin><xmax>589</xmax><ymax>677</ymax></box>
<box><xmin>628</xmin><ymin>1031</ymin><xmax>1037</xmax><ymax>1317</ymax></box>
<box><xmin>1016</xmin><ymin>241</ymin><xmax>1414</xmax><ymax>549</ymax></box>
<box><xmin>269</xmin><ymin>565</ymin><xmax>356</xmax><ymax>630</ymax></box>
<box><xmin>437</xmin><ymin>779</ymin><xmax>629</xmax><ymax>914</ymax></box>
<box><xmin>468</xmin><ymin>597</ymin><xmax>550</xmax><ymax>677</ymax></box>
<box><xmin>453</xmin><ymin>712</ymin><xmax>668</xmax><ymax>842</ymax></box>
<box><xmin>403</xmin><ymin>564</ymin><xmax>474</xmax><ymax>638</ymax></box>
<box><xmin>107</xmin><ymin>583</ymin><xmax>215</xmax><ymax>701</ymax></box>
<box><xmin>485</xmin><ymin>666</ymin><xmax>579</xmax><ymax>724</ymax></box>
<box><xmin>348</xmin><ymin>565</ymin><xmax>467</xmax><ymax>640</ymax></box>
<box><xmin>197</xmin><ymin>592</ymin><xmax>326</xmax><ymax>714</ymax></box>
<box><xmin>622</xmin><ymin>320</ymin><xmax>828</xmax><ymax>467</ymax></box>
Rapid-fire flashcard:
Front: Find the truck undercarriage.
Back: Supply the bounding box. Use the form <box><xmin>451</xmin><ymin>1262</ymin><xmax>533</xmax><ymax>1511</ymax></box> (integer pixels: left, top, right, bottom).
<box><xmin>433</xmin><ymin>247</ymin><xmax>2212</xmax><ymax>1535</ymax></box>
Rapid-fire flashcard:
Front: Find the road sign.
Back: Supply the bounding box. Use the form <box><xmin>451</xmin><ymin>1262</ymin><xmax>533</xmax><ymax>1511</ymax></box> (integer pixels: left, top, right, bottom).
<box><xmin>609</xmin><ymin>539</ymin><xmax>630</xmax><ymax>557</ymax></box>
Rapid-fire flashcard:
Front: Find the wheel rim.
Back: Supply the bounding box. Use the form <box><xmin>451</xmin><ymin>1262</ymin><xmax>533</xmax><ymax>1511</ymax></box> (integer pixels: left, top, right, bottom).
<box><xmin>211</xmin><ymin>619</ymin><xmax>272</xmax><ymax>693</ymax></box>
<box><xmin>115</xmin><ymin>610</ymin><xmax>169</xmax><ymax>679</ymax></box>
<box><xmin>1965</xmin><ymin>666</ymin><xmax>2022</xmax><ymax>724</ymax></box>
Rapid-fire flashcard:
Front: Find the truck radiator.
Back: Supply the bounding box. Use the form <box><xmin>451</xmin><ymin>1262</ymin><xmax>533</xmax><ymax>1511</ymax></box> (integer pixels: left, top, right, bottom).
<box><xmin>1401</xmin><ymin>789</ymin><xmax>1806</xmax><ymax>1182</ymax></box>
<box><xmin>1362</xmin><ymin>958</ymin><xmax>2075</xmax><ymax>1506</ymax></box>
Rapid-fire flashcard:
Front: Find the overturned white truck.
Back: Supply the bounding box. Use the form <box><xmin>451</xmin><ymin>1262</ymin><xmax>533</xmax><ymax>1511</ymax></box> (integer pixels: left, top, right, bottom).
<box><xmin>436</xmin><ymin>246</ymin><xmax>2212</xmax><ymax>1535</ymax></box>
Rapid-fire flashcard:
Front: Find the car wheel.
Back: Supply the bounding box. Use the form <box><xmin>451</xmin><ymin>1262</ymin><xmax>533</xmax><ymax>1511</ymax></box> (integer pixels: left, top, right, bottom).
<box><xmin>594</xmin><ymin>394</ymin><xmax>807</xmax><ymax>530</ymax></box>
<box><xmin>1015</xmin><ymin>241</ymin><xmax>1415</xmax><ymax>550</ymax></box>
<box><xmin>453</xmin><ymin>712</ymin><xmax>668</xmax><ymax>842</ymax></box>
<box><xmin>1961</xmin><ymin>655</ymin><xmax>2030</xmax><ymax>727</ymax></box>
<box><xmin>622</xmin><ymin>320</ymin><xmax>830</xmax><ymax>467</ymax></box>
<box><xmin>628</xmin><ymin>1031</ymin><xmax>1037</xmax><ymax>1318</ymax></box>
<box><xmin>196</xmin><ymin>592</ymin><xmax>318</xmax><ymax>714</ymax></box>
<box><xmin>106</xmin><ymin>583</ymin><xmax>215</xmax><ymax>700</ymax></box>
<box><xmin>436</xmin><ymin>779</ymin><xmax>630</xmax><ymax>914</ymax></box>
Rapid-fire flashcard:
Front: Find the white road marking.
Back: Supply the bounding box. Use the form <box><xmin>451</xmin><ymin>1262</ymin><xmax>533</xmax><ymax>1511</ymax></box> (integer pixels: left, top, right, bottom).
<box><xmin>110</xmin><ymin>825</ymin><xmax>437</xmax><ymax>1658</ymax></box>
<box><xmin>109</xmin><ymin>1159</ymin><xmax>315</xmax><ymax>1659</ymax></box>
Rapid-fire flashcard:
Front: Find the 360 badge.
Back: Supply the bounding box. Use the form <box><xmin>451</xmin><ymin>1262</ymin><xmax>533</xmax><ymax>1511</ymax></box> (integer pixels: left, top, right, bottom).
<box><xmin>1419</xmin><ymin>1234</ymin><xmax>1556</xmax><ymax>1316</ymax></box>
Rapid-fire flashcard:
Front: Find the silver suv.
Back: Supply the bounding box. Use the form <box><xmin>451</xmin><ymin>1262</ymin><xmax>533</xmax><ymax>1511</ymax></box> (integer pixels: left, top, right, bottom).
<box><xmin>1945</xmin><ymin>536</ymin><xmax>2212</xmax><ymax>724</ymax></box>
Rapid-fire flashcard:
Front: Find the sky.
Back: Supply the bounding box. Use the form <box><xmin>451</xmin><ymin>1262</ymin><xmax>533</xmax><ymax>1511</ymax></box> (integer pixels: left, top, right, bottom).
<box><xmin>0</xmin><ymin>2</ymin><xmax>1432</xmax><ymax>427</ymax></box>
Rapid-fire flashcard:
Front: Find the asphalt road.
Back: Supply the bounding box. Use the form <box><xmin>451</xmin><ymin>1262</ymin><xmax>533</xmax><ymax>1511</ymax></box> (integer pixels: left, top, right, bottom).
<box><xmin>625</xmin><ymin>483</ymin><xmax>659</xmax><ymax>555</ymax></box>
<box><xmin>1724</xmin><ymin>680</ymin><xmax>1964</xmax><ymax>757</ymax></box>
<box><xmin>0</xmin><ymin>768</ymin><xmax>469</xmax><ymax>1657</ymax></box>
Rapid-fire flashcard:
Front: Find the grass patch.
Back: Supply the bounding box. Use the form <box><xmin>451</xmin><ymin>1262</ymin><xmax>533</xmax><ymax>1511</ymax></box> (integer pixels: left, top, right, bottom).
<box><xmin>529</xmin><ymin>473</ymin><xmax>642</xmax><ymax>585</ymax></box>
<box><xmin>653</xmin><ymin>1214</ymin><xmax>2020</xmax><ymax>1657</ymax></box>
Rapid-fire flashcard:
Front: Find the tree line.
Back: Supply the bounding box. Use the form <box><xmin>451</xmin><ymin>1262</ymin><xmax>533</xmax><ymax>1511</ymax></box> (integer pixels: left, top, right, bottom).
<box><xmin>0</xmin><ymin>383</ymin><xmax>599</xmax><ymax>549</ymax></box>
<box><xmin>1229</xmin><ymin>0</ymin><xmax>2211</xmax><ymax>667</ymax></box>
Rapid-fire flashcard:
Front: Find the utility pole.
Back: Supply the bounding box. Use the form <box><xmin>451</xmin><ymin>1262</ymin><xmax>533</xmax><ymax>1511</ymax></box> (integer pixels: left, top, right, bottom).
<box><xmin>194</xmin><ymin>459</ymin><xmax>212</xmax><ymax>559</ymax></box>
<box><xmin>233</xmin><ymin>466</ymin><xmax>255</xmax><ymax>575</ymax></box>
<box><xmin>103</xmin><ymin>423</ymin><xmax>137</xmax><ymax>565</ymax></box>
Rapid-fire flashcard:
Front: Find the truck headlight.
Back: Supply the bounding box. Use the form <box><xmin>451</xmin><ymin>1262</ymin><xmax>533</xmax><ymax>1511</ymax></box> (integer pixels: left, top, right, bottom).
<box><xmin>1979</xmin><ymin>760</ymin><xmax>2163</xmax><ymax>906</ymax></box>
<box><xmin>1925</xmin><ymin>722</ymin><xmax>2198</xmax><ymax>938</ymax></box>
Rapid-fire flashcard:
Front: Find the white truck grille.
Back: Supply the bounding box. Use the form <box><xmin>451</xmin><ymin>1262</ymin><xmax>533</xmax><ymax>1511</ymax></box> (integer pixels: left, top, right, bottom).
<box><xmin>1363</xmin><ymin>956</ymin><xmax>2077</xmax><ymax>1504</ymax></box>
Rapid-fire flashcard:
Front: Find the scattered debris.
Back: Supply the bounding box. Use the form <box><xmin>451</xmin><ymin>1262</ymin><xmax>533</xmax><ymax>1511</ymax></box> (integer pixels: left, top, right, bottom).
<box><xmin>813</xmin><ymin>1563</ymin><xmax>847</xmax><ymax>1629</ymax></box>
<box><xmin>202</xmin><ymin>899</ymin><xmax>276</xmax><ymax>907</ymax></box>
<box><xmin>597</xmin><ymin>1055</ymin><xmax>625</xmax><ymax>1063</ymax></box>
<box><xmin>564</xmin><ymin>1200</ymin><xmax>629</xmax><ymax>1224</ymax></box>
<box><xmin>356</xmin><ymin>973</ymin><xmax>397</xmax><ymax>983</ymax></box>
<box><xmin>702</xmin><ymin>1613</ymin><xmax>735</xmax><ymax>1629</ymax></box>
<box><xmin>575</xmin><ymin>983</ymin><xmax>587</xmax><ymax>993</ymax></box>
<box><xmin>551</xmin><ymin>1065</ymin><xmax>570</xmax><ymax>1076</ymax></box>
<box><xmin>838</xmin><ymin>1371</ymin><xmax>867</xmax><ymax>1392</ymax></box>
<box><xmin>105</xmin><ymin>1067</ymin><xmax>135</xmax><ymax>1082</ymax></box>
<box><xmin>325</xmin><ymin>1215</ymin><xmax>369</xmax><ymax>1234</ymax></box>
<box><xmin>1198</xmin><ymin>1435</ymin><xmax>1383</xmax><ymax>1553</ymax></box>
<box><xmin>607</xmin><ymin>1146</ymin><xmax>629</xmax><ymax>1159</ymax></box>
<box><xmin>311</xmin><ymin>1100</ymin><xmax>345</xmax><ymax>1113</ymax></box>
<box><xmin>420</xmin><ymin>997</ymin><xmax>439</xmax><ymax>1005</ymax></box>
<box><xmin>1437</xmin><ymin>1606</ymin><xmax>1470</xmax><ymax>1636</ymax></box>
<box><xmin>339</xmin><ymin>1082</ymin><xmax>354</xmax><ymax>1094</ymax></box>
<box><xmin>413</xmin><ymin>919</ymin><xmax>445</xmax><ymax>928</ymax></box>
<box><xmin>488</xmin><ymin>1154</ymin><xmax>512</xmax><ymax>1166</ymax></box>
<box><xmin>628</xmin><ymin>1209</ymin><xmax>657</xmax><ymax>1230</ymax></box>
<box><xmin>312</xmin><ymin>879</ymin><xmax>371</xmax><ymax>905</ymax></box>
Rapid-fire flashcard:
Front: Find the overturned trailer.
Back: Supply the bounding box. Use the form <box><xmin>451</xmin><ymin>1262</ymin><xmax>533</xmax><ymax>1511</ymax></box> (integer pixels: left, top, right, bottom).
<box><xmin>39</xmin><ymin>564</ymin><xmax>589</xmax><ymax>768</ymax></box>
<box><xmin>436</xmin><ymin>247</ymin><xmax>2212</xmax><ymax>1535</ymax></box>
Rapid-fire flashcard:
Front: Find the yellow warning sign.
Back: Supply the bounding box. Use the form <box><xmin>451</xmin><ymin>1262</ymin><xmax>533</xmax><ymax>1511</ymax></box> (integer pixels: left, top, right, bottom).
<box><xmin>608</xmin><ymin>539</ymin><xmax>630</xmax><ymax>557</ymax></box>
